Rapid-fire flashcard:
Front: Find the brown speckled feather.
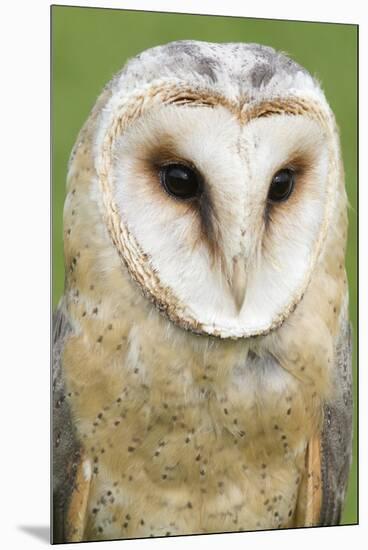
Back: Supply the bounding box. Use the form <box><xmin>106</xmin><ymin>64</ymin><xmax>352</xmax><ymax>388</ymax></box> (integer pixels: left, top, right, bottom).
<box><xmin>295</xmin><ymin>316</ymin><xmax>353</xmax><ymax>527</ymax></box>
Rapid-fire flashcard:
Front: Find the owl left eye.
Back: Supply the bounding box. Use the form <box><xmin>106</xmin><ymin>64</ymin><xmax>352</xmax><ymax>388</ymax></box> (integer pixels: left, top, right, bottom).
<box><xmin>159</xmin><ymin>164</ymin><xmax>202</xmax><ymax>200</ymax></box>
<box><xmin>268</xmin><ymin>168</ymin><xmax>295</xmax><ymax>203</ymax></box>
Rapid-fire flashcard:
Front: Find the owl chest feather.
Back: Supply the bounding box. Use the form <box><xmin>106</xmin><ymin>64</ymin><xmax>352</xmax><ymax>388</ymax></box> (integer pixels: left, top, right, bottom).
<box><xmin>63</xmin><ymin>310</ymin><xmax>325</xmax><ymax>539</ymax></box>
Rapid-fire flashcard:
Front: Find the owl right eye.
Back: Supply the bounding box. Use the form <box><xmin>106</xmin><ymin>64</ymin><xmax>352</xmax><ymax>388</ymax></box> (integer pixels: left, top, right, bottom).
<box><xmin>159</xmin><ymin>164</ymin><xmax>202</xmax><ymax>200</ymax></box>
<box><xmin>268</xmin><ymin>168</ymin><xmax>295</xmax><ymax>203</ymax></box>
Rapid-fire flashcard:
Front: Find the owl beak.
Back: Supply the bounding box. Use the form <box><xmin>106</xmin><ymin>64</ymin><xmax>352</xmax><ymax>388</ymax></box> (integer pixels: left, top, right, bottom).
<box><xmin>230</xmin><ymin>255</ymin><xmax>247</xmax><ymax>313</ymax></box>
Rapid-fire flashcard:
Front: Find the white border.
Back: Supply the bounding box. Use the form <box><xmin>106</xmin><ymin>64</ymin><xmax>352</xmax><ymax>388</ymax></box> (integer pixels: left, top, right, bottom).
<box><xmin>0</xmin><ymin>1</ymin><xmax>365</xmax><ymax>549</ymax></box>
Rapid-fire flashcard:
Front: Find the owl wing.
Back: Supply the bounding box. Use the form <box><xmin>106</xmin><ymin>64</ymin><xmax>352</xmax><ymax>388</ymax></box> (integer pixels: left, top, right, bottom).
<box><xmin>52</xmin><ymin>301</ymin><xmax>91</xmax><ymax>543</ymax></box>
<box><xmin>296</xmin><ymin>315</ymin><xmax>353</xmax><ymax>526</ymax></box>
<box><xmin>319</xmin><ymin>317</ymin><xmax>354</xmax><ymax>525</ymax></box>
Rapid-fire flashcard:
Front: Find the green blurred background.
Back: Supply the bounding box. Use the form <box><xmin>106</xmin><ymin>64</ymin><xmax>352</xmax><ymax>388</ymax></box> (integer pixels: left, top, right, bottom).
<box><xmin>52</xmin><ymin>6</ymin><xmax>357</xmax><ymax>526</ymax></box>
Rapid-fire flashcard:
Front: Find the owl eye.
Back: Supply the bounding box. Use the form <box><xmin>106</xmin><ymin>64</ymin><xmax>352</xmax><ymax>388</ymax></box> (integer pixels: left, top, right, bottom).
<box><xmin>268</xmin><ymin>168</ymin><xmax>295</xmax><ymax>203</ymax></box>
<box><xmin>159</xmin><ymin>164</ymin><xmax>202</xmax><ymax>200</ymax></box>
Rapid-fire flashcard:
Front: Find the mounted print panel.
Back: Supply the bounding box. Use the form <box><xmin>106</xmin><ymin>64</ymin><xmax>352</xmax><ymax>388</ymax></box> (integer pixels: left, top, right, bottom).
<box><xmin>52</xmin><ymin>5</ymin><xmax>358</xmax><ymax>543</ymax></box>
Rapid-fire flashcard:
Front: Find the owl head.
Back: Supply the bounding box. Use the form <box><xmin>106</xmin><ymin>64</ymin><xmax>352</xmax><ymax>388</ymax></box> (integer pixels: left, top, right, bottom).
<box><xmin>65</xmin><ymin>40</ymin><xmax>345</xmax><ymax>339</ymax></box>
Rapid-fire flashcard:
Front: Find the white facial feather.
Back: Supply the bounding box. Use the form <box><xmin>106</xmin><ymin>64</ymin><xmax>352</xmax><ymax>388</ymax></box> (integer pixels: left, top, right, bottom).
<box><xmin>108</xmin><ymin>103</ymin><xmax>332</xmax><ymax>337</ymax></box>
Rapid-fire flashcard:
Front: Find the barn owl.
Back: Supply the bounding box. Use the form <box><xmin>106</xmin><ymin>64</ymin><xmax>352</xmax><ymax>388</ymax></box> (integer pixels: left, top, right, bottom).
<box><xmin>52</xmin><ymin>40</ymin><xmax>353</xmax><ymax>543</ymax></box>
